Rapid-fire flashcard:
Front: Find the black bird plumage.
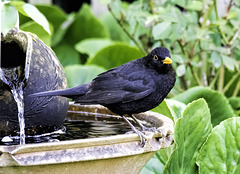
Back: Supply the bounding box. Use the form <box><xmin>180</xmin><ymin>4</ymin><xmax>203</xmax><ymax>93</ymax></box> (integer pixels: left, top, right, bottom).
<box><xmin>30</xmin><ymin>47</ymin><xmax>176</xmax><ymax>145</ymax></box>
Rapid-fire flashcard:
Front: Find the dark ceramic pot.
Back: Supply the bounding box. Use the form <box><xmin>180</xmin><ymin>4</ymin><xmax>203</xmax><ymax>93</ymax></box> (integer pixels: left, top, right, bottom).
<box><xmin>0</xmin><ymin>29</ymin><xmax>69</xmax><ymax>136</ymax></box>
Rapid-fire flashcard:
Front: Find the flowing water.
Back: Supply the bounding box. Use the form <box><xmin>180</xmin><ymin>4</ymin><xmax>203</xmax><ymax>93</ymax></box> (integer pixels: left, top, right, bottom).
<box><xmin>0</xmin><ymin>66</ymin><xmax>26</xmax><ymax>145</ymax></box>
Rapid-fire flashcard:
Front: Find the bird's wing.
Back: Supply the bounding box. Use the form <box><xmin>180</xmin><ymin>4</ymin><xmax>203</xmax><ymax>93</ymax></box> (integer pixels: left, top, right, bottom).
<box><xmin>74</xmin><ymin>63</ymin><xmax>156</xmax><ymax>104</ymax></box>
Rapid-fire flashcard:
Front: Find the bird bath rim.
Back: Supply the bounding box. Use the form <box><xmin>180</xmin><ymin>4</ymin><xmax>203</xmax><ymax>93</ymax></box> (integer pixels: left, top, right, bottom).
<box><xmin>0</xmin><ymin>103</ymin><xmax>174</xmax><ymax>173</ymax></box>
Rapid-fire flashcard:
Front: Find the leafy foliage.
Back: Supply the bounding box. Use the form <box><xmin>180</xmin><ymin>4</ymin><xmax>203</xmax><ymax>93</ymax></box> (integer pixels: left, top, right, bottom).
<box><xmin>63</xmin><ymin>4</ymin><xmax>109</xmax><ymax>45</ymax></box>
<box><xmin>173</xmin><ymin>86</ymin><xmax>235</xmax><ymax>126</ymax></box>
<box><xmin>163</xmin><ymin>99</ymin><xmax>212</xmax><ymax>174</ymax></box>
<box><xmin>197</xmin><ymin>117</ymin><xmax>240</xmax><ymax>173</ymax></box>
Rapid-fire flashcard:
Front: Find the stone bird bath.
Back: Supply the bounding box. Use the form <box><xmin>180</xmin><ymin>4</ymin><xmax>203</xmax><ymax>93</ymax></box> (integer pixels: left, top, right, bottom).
<box><xmin>0</xmin><ymin>104</ymin><xmax>174</xmax><ymax>174</ymax></box>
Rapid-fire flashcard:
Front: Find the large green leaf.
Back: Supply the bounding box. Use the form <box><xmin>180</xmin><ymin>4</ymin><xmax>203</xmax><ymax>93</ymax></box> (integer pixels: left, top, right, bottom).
<box><xmin>53</xmin><ymin>43</ymin><xmax>80</xmax><ymax>67</ymax></box>
<box><xmin>64</xmin><ymin>4</ymin><xmax>109</xmax><ymax>45</ymax></box>
<box><xmin>165</xmin><ymin>99</ymin><xmax>186</xmax><ymax>122</ymax></box>
<box><xmin>51</xmin><ymin>14</ymin><xmax>75</xmax><ymax>47</ymax></box>
<box><xmin>1</xmin><ymin>3</ymin><xmax>18</xmax><ymax>36</ymax></box>
<box><xmin>11</xmin><ymin>1</ymin><xmax>51</xmax><ymax>35</ymax></box>
<box><xmin>87</xmin><ymin>43</ymin><xmax>144</xmax><ymax>69</ymax></box>
<box><xmin>20</xmin><ymin>21</ymin><xmax>53</xmax><ymax>46</ymax></box>
<box><xmin>197</xmin><ymin>117</ymin><xmax>240</xmax><ymax>173</ymax></box>
<box><xmin>35</xmin><ymin>5</ymin><xmax>68</xmax><ymax>46</ymax></box>
<box><xmin>23</xmin><ymin>4</ymin><xmax>51</xmax><ymax>34</ymax></box>
<box><xmin>173</xmin><ymin>86</ymin><xmax>235</xmax><ymax>126</ymax></box>
<box><xmin>152</xmin><ymin>22</ymin><xmax>172</xmax><ymax>40</ymax></box>
<box><xmin>163</xmin><ymin>99</ymin><xmax>212</xmax><ymax>174</ymax></box>
<box><xmin>221</xmin><ymin>54</ymin><xmax>239</xmax><ymax>71</ymax></box>
<box><xmin>210</xmin><ymin>51</ymin><xmax>222</xmax><ymax>68</ymax></box>
<box><xmin>36</xmin><ymin>5</ymin><xmax>67</xmax><ymax>30</ymax></box>
<box><xmin>64</xmin><ymin>65</ymin><xmax>106</xmax><ymax>88</ymax></box>
<box><xmin>75</xmin><ymin>38</ymin><xmax>113</xmax><ymax>57</ymax></box>
<box><xmin>151</xmin><ymin>99</ymin><xmax>186</xmax><ymax>123</ymax></box>
<box><xmin>151</xmin><ymin>100</ymin><xmax>173</xmax><ymax>121</ymax></box>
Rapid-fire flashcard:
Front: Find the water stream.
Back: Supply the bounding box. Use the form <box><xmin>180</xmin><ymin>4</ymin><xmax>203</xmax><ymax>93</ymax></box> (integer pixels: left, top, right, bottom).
<box><xmin>0</xmin><ymin>66</ymin><xmax>26</xmax><ymax>145</ymax></box>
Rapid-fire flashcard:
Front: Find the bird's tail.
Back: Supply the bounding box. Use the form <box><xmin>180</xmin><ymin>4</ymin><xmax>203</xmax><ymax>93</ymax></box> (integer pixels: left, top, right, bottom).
<box><xmin>29</xmin><ymin>84</ymin><xmax>88</xmax><ymax>98</ymax></box>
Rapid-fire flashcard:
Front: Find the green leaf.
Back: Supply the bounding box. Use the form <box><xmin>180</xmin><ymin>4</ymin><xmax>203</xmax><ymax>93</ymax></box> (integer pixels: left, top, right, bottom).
<box><xmin>172</xmin><ymin>54</ymin><xmax>184</xmax><ymax>64</ymax></box>
<box><xmin>1</xmin><ymin>3</ymin><xmax>18</xmax><ymax>36</ymax></box>
<box><xmin>10</xmin><ymin>1</ymin><xmax>26</xmax><ymax>15</ymax></box>
<box><xmin>186</xmin><ymin>1</ymin><xmax>203</xmax><ymax>11</ymax></box>
<box><xmin>163</xmin><ymin>99</ymin><xmax>212</xmax><ymax>174</ymax></box>
<box><xmin>221</xmin><ymin>54</ymin><xmax>238</xmax><ymax>71</ymax></box>
<box><xmin>35</xmin><ymin>5</ymin><xmax>67</xmax><ymax>46</ymax></box>
<box><xmin>17</xmin><ymin>3</ymin><xmax>51</xmax><ymax>35</ymax></box>
<box><xmin>100</xmin><ymin>12</ymin><xmax>130</xmax><ymax>43</ymax></box>
<box><xmin>151</xmin><ymin>100</ymin><xmax>173</xmax><ymax>121</ymax></box>
<box><xmin>152</xmin><ymin>22</ymin><xmax>172</xmax><ymax>40</ymax></box>
<box><xmin>64</xmin><ymin>4</ymin><xmax>109</xmax><ymax>45</ymax></box>
<box><xmin>75</xmin><ymin>38</ymin><xmax>113</xmax><ymax>57</ymax></box>
<box><xmin>36</xmin><ymin>5</ymin><xmax>67</xmax><ymax>30</ymax></box>
<box><xmin>53</xmin><ymin>43</ymin><xmax>80</xmax><ymax>67</ymax></box>
<box><xmin>52</xmin><ymin>14</ymin><xmax>75</xmax><ymax>47</ymax></box>
<box><xmin>172</xmin><ymin>0</ymin><xmax>203</xmax><ymax>11</ymax></box>
<box><xmin>229</xmin><ymin>97</ymin><xmax>240</xmax><ymax>116</ymax></box>
<box><xmin>197</xmin><ymin>117</ymin><xmax>240</xmax><ymax>173</ymax></box>
<box><xmin>11</xmin><ymin>1</ymin><xmax>51</xmax><ymax>35</ymax></box>
<box><xmin>152</xmin><ymin>99</ymin><xmax>186</xmax><ymax>123</ymax></box>
<box><xmin>108</xmin><ymin>0</ymin><xmax>122</xmax><ymax>19</ymax></box>
<box><xmin>176</xmin><ymin>64</ymin><xmax>186</xmax><ymax>77</ymax></box>
<box><xmin>183</xmin><ymin>25</ymin><xmax>197</xmax><ymax>42</ymax></box>
<box><xmin>64</xmin><ymin>65</ymin><xmax>106</xmax><ymax>88</ymax></box>
<box><xmin>210</xmin><ymin>52</ymin><xmax>222</xmax><ymax>68</ymax></box>
<box><xmin>173</xmin><ymin>86</ymin><xmax>235</xmax><ymax>126</ymax></box>
<box><xmin>165</xmin><ymin>99</ymin><xmax>186</xmax><ymax>122</ymax></box>
<box><xmin>140</xmin><ymin>154</ymin><xmax>165</xmax><ymax>174</ymax></box>
<box><xmin>20</xmin><ymin>21</ymin><xmax>53</xmax><ymax>46</ymax></box>
<box><xmin>87</xmin><ymin>43</ymin><xmax>144</xmax><ymax>69</ymax></box>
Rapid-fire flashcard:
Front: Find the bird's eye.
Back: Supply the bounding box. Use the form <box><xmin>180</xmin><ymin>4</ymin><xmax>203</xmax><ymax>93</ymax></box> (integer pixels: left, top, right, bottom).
<box><xmin>153</xmin><ymin>55</ymin><xmax>158</xmax><ymax>61</ymax></box>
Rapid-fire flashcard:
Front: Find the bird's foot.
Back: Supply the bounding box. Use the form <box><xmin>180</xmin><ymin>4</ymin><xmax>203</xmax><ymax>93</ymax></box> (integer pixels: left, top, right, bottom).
<box><xmin>134</xmin><ymin>129</ymin><xmax>147</xmax><ymax>147</ymax></box>
<box><xmin>122</xmin><ymin>115</ymin><xmax>147</xmax><ymax>147</ymax></box>
<box><xmin>130</xmin><ymin>115</ymin><xmax>162</xmax><ymax>135</ymax></box>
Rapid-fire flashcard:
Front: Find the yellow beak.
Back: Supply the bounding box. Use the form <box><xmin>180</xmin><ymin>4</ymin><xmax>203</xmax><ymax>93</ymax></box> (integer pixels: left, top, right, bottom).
<box><xmin>162</xmin><ymin>57</ymin><xmax>172</xmax><ymax>64</ymax></box>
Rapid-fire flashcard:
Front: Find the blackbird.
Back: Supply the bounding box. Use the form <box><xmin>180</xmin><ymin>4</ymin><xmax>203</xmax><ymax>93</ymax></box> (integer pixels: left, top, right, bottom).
<box><xmin>30</xmin><ymin>47</ymin><xmax>176</xmax><ymax>146</ymax></box>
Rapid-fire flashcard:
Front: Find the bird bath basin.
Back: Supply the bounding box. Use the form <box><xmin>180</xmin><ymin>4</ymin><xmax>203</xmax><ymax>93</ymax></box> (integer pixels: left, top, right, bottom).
<box><xmin>0</xmin><ymin>103</ymin><xmax>174</xmax><ymax>174</ymax></box>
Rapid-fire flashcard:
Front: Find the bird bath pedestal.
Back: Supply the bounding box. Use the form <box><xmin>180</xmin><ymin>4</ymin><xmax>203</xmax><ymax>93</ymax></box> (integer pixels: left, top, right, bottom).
<box><xmin>0</xmin><ymin>104</ymin><xmax>174</xmax><ymax>174</ymax></box>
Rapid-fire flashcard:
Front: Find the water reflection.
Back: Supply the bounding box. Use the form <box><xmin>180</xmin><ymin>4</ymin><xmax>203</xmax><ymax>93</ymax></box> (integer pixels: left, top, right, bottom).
<box><xmin>0</xmin><ymin>119</ymin><xmax>133</xmax><ymax>146</ymax></box>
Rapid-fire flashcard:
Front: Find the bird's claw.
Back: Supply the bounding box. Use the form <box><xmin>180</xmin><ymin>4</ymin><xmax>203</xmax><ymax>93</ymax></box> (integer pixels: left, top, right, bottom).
<box><xmin>134</xmin><ymin>129</ymin><xmax>147</xmax><ymax>147</ymax></box>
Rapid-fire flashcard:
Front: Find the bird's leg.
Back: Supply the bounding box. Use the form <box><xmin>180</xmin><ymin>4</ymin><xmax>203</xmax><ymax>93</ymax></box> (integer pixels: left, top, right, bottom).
<box><xmin>130</xmin><ymin>115</ymin><xmax>159</xmax><ymax>133</ymax></box>
<box><xmin>122</xmin><ymin>115</ymin><xmax>146</xmax><ymax>146</ymax></box>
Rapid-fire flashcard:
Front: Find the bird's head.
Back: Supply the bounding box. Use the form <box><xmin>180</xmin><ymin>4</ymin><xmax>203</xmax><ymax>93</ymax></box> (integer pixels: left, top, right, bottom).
<box><xmin>146</xmin><ymin>47</ymin><xmax>173</xmax><ymax>73</ymax></box>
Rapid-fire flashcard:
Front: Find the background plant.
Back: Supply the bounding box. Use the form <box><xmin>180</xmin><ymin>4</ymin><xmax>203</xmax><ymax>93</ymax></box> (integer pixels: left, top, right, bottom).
<box><xmin>2</xmin><ymin>0</ymin><xmax>240</xmax><ymax>173</ymax></box>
